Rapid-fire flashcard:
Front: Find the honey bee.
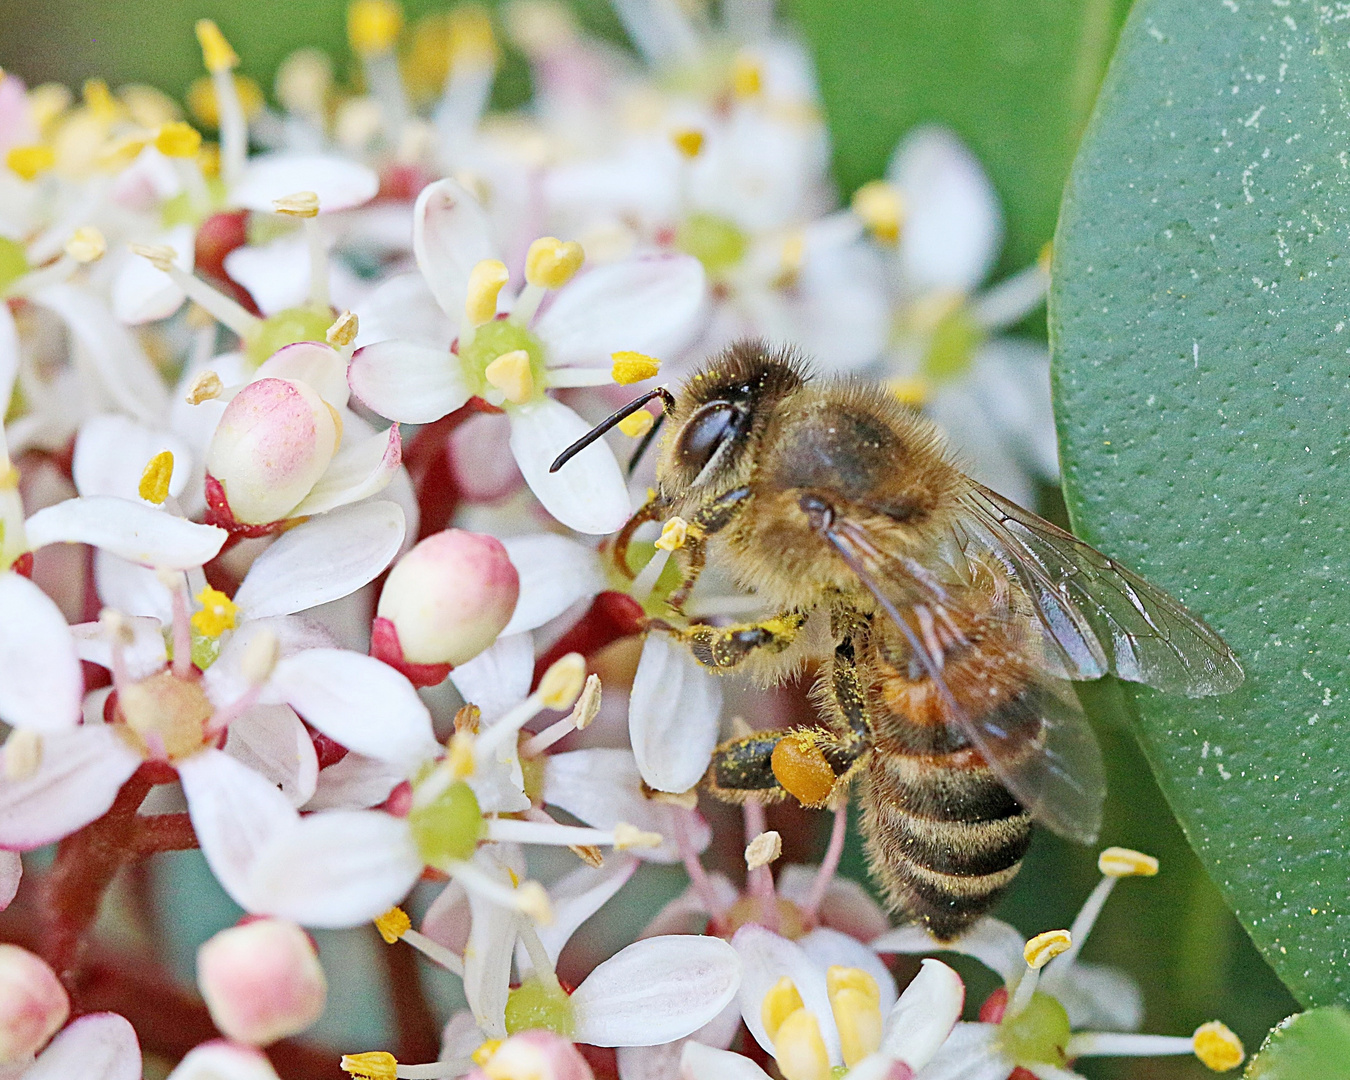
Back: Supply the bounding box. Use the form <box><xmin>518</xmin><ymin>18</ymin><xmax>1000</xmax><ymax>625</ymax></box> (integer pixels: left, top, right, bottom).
<box><xmin>551</xmin><ymin>340</ymin><xmax>1243</xmax><ymax>940</ymax></box>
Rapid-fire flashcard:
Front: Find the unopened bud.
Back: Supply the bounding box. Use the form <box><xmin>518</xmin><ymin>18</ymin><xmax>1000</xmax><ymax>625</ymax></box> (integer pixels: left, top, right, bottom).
<box><xmin>186</xmin><ymin>370</ymin><xmax>224</xmax><ymax>404</ymax></box>
<box><xmin>204</xmin><ymin>377</ymin><xmax>339</xmax><ymax>525</ymax></box>
<box><xmin>482</xmin><ymin>1030</ymin><xmax>594</xmax><ymax>1080</ymax></box>
<box><xmin>197</xmin><ymin>918</ymin><xmax>326</xmax><ymax>1046</ymax></box>
<box><xmin>524</xmin><ymin>236</ymin><xmax>584</xmax><ymax>290</ymax></box>
<box><xmin>241</xmin><ymin>630</ymin><xmax>280</xmax><ymax>685</ymax></box>
<box><xmin>376</xmin><ymin>530</ymin><xmax>519</xmax><ymax>667</ymax></box>
<box><xmin>273</xmin><ymin>191</ymin><xmax>320</xmax><ymax>218</ymax></box>
<box><xmin>0</xmin><ymin>945</ymin><xmax>69</xmax><ymax>1064</ymax></box>
<box><xmin>2</xmin><ymin>730</ymin><xmax>42</xmax><ymax>783</ymax></box>
<box><xmin>538</xmin><ymin>652</ymin><xmax>585</xmax><ymax>711</ymax></box>
<box><xmin>745</xmin><ymin>830</ymin><xmax>781</xmax><ymax>871</ymax></box>
<box><xmin>65</xmin><ymin>227</ymin><xmax>106</xmax><ymax>264</ymax></box>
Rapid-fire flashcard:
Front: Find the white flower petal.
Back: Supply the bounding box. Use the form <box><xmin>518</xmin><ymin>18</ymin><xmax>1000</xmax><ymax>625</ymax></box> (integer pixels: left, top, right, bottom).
<box><xmin>225</xmin><ymin>703</ymin><xmax>319</xmax><ymax>808</ymax></box>
<box><xmin>872</xmin><ymin>916</ymin><xmax>1026</xmax><ymax>986</ymax></box>
<box><xmin>911</xmin><ymin>1022</ymin><xmax>1006</xmax><ymax>1080</ymax></box>
<box><xmin>421</xmin><ymin>879</ymin><xmax>470</xmax><ymax>954</ymax></box>
<box><xmin>303</xmin><ymin>751</ymin><xmax>405</xmax><ymax>811</ymax></box>
<box><xmin>0</xmin><ymin>726</ymin><xmax>141</xmax><ymax>849</ymax></box>
<box><xmin>25</xmin><ymin>1013</ymin><xmax>141</xmax><ymax>1080</ymax></box>
<box><xmin>348</xmin><ymin>340</ymin><xmax>471</xmax><ymax>423</ymax></box>
<box><xmin>352</xmin><ymin>271</ymin><xmax>454</xmax><ymax>349</ymax></box>
<box><xmin>642</xmin><ymin>874</ymin><xmax>739</xmax><ymax>938</ymax></box>
<box><xmin>500</xmin><ymin>535</ymin><xmax>605</xmax><ymax>635</ymax></box>
<box><xmin>572</xmin><ymin>935</ymin><xmax>741</xmax><ymax>1047</ymax></box>
<box><xmin>881</xmin><ymin>959</ymin><xmax>965</xmax><ymax>1069</ymax></box>
<box><xmin>255</xmin><ymin>341</ymin><xmax>350</xmax><ymax>410</ymax></box>
<box><xmin>225</xmin><ymin>236</ymin><xmax>316</xmax><ymax>317</ymax></box>
<box><xmin>799</xmin><ymin>927</ymin><xmax>897</xmax><ymax>1013</ymax></box>
<box><xmin>0</xmin><ymin>301</ymin><xmax>17</xmax><ymax>415</ymax></box>
<box><xmin>619</xmin><ymin>1002</ymin><xmax>745</xmax><ymax>1080</ymax></box>
<box><xmin>966</xmin><ymin>338</ymin><xmax>1059</xmax><ymax>482</ymax></box>
<box><xmin>0</xmin><ymin>572</ymin><xmax>82</xmax><ymax>732</ymax></box>
<box><xmin>25</xmin><ymin>496</ymin><xmax>227</xmax><ymax>570</ymax></box>
<box><xmin>234</xmin><ymin>501</ymin><xmax>405</xmax><ymax>618</ymax></box>
<box><xmin>1050</xmin><ymin>959</ymin><xmax>1143</xmax><ymax>1032</ymax></box>
<box><xmin>464</xmin><ymin>845</ymin><xmax>523</xmax><ymax>1038</ymax></box>
<box><xmin>414</xmin><ymin>178</ymin><xmax>499</xmax><ymax>320</ymax></box>
<box><xmin>888</xmin><ymin>126</ymin><xmax>1002</xmax><ymax>296</ymax></box>
<box><xmin>166</xmin><ymin>1041</ymin><xmax>281</xmax><ymax>1080</ymax></box>
<box><xmin>439</xmin><ymin>1009</ymin><xmax>484</xmax><ymax>1063</ymax></box>
<box><xmin>509</xmin><ymin>399</ymin><xmax>631</xmax><ymax>535</ymax></box>
<box><xmin>72</xmin><ymin>615</ymin><xmax>168</xmax><ymax>681</ymax></box>
<box><xmin>732</xmin><ymin>923</ymin><xmax>840</xmax><ymax>1064</ymax></box>
<box><xmin>529</xmin><ymin>855</ymin><xmax>639</xmax><ymax>967</ymax></box>
<box><xmin>535</xmin><ymin>255</ymin><xmax>706</xmax><ymax>368</ymax></box>
<box><xmin>629</xmin><ymin>634</ymin><xmax>722</xmax><ymax>793</ymax></box>
<box><xmin>542</xmin><ymin>748</ymin><xmax>708</xmax><ymax>864</ymax></box>
<box><xmin>112</xmin><ymin>224</ymin><xmax>193</xmax><ymax>324</ymax></box>
<box><xmin>179</xmin><ymin>748</ymin><xmax>299</xmax><ymax>912</ymax></box>
<box><xmin>247</xmin><ymin>808</ymin><xmax>423</xmax><ymax>927</ymax></box>
<box><xmin>0</xmin><ymin>850</ymin><xmax>18</xmax><ymax>911</ymax></box>
<box><xmin>449</xmin><ymin>632</ymin><xmax>534</xmax><ymax>723</ymax></box>
<box><xmin>93</xmin><ymin>551</ymin><xmax>174</xmax><ymax>624</ymax></box>
<box><xmin>72</xmin><ymin>414</ymin><xmax>193</xmax><ymax>501</ymax></box>
<box><xmin>266</xmin><ymin>648</ymin><xmax>439</xmax><ymax>769</ymax></box>
<box><xmin>288</xmin><ymin>424</ymin><xmax>402</xmax><ymax>517</ymax></box>
<box><xmin>677</xmin><ymin>1042</ymin><xmax>772</xmax><ymax>1080</ymax></box>
<box><xmin>926</xmin><ymin>384</ymin><xmax>1034</xmax><ymax>508</ymax></box>
<box><xmin>231</xmin><ymin>153</ymin><xmax>379</xmax><ymax>213</ymax></box>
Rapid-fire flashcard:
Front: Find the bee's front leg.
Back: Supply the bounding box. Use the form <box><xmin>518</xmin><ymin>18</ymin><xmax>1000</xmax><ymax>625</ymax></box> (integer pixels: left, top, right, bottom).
<box><xmin>703</xmin><ymin>726</ymin><xmax>868</xmax><ymax>809</ymax></box>
<box><xmin>667</xmin><ymin>485</ymin><xmax>752</xmax><ymax>610</ymax></box>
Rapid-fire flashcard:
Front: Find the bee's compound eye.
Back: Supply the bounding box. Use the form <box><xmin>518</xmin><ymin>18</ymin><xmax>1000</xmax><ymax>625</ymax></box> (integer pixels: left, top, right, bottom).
<box><xmin>677</xmin><ymin>401</ymin><xmax>739</xmax><ymax>477</ymax></box>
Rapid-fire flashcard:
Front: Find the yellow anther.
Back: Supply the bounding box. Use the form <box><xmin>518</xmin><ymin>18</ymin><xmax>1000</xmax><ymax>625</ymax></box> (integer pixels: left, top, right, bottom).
<box><xmin>186</xmin><ymin>370</ymin><xmax>224</xmax><ymax>405</ymax></box>
<box><xmin>187</xmin><ymin>74</ymin><xmax>264</xmax><ymax>128</ymax></box>
<box><xmin>28</xmin><ymin>84</ymin><xmax>72</xmax><ymax>133</ymax></box>
<box><xmin>138</xmin><ymin>451</ymin><xmax>175</xmax><ymax>505</ymax></box>
<box><xmin>273</xmin><ymin>190</ymin><xmax>321</xmax><ymax>217</ymax></box>
<box><xmin>82</xmin><ymin>79</ymin><xmax>118</xmax><ymax>122</ymax></box>
<box><xmin>1193</xmin><ymin>1021</ymin><xmax>1244</xmax><ymax>1072</ymax></box>
<box><xmin>96</xmin><ymin>134</ymin><xmax>149</xmax><ymax>172</ymax></box>
<box><xmin>65</xmin><ymin>227</ymin><xmax>106</xmax><ymax>264</ymax></box>
<box><xmin>471</xmin><ymin>1039</ymin><xmax>503</xmax><ymax>1066</ymax></box>
<box><xmin>515</xmin><ymin>881</ymin><xmax>554</xmax><ymax>925</ymax></box>
<box><xmin>827</xmin><ymin>967</ymin><xmax>883</xmax><ymax>1067</ymax></box>
<box><xmin>465</xmin><ymin>259</ymin><xmax>510</xmax><ymax>327</ymax></box>
<box><xmin>3</xmin><ymin>729</ymin><xmax>43</xmax><ymax>783</ymax></box>
<box><xmin>276</xmin><ymin>49</ymin><xmax>334</xmax><ymax>117</ymax></box>
<box><xmin>1024</xmin><ymin>929</ymin><xmax>1073</xmax><ymax>970</ymax></box>
<box><xmin>771</xmin><ymin>732</ymin><xmax>836</xmax><ymax>808</ymax></box>
<box><xmin>120</xmin><ymin>84</ymin><xmax>180</xmax><ymax>128</ymax></box>
<box><xmin>613</xmin><ymin>823</ymin><xmax>662</xmax><ymax>850</ymax></box>
<box><xmin>671</xmin><ymin>127</ymin><xmax>704</xmax><ymax>158</ymax></box>
<box><xmin>617</xmin><ymin>409</ymin><xmax>655</xmax><ymax>439</ymax></box>
<box><xmin>154</xmin><ymin>121</ymin><xmax>202</xmax><ymax>158</ymax></box>
<box><xmin>731</xmin><ymin>52</ymin><xmax>763</xmax><ymax>98</ymax></box>
<box><xmin>327</xmin><ymin>311</ymin><xmax>360</xmax><ymax>348</ymax></box>
<box><xmin>852</xmin><ymin>180</ymin><xmax>905</xmax><ymax>244</ymax></box>
<box><xmin>762</xmin><ymin>977</ymin><xmax>806</xmax><ymax>1041</ymax></box>
<box><xmin>242</xmin><ymin>629</ymin><xmax>281</xmax><ymax>684</ymax></box>
<box><xmin>889</xmin><ymin>376</ymin><xmax>929</xmax><ymax>408</ymax></box>
<box><xmin>6</xmin><ymin>145</ymin><xmax>55</xmax><ymax>181</ymax></box>
<box><xmin>538</xmin><ymin>652</ymin><xmax>586</xmax><ymax>710</ymax></box>
<box><xmin>449</xmin><ymin>5</ymin><xmax>499</xmax><ymax>68</ymax></box>
<box><xmin>349</xmin><ymin>0</ymin><xmax>404</xmax><ymax>55</ymax></box>
<box><xmin>1098</xmin><ymin>846</ymin><xmax>1159</xmax><ymax>878</ymax></box>
<box><xmin>654</xmin><ymin>517</ymin><xmax>689</xmax><ymax>552</ymax></box>
<box><xmin>745</xmin><ymin>830</ymin><xmax>782</xmax><ymax>871</ymax></box>
<box><xmin>610</xmin><ymin>350</ymin><xmax>661</xmax><ymax>385</ymax></box>
<box><xmin>447</xmin><ymin>730</ymin><xmax>476</xmax><ymax>779</ymax></box>
<box><xmin>570</xmin><ymin>673</ymin><xmax>602</xmax><ymax>730</ymax></box>
<box><xmin>484</xmin><ymin>349</ymin><xmax>535</xmax><ymax>405</ymax></box>
<box><xmin>524</xmin><ymin>236</ymin><xmax>584</xmax><ymax>289</ymax></box>
<box><xmin>373</xmin><ymin>906</ymin><xmax>411</xmax><ymax>944</ymax></box>
<box><xmin>339</xmin><ymin>1051</ymin><xmax>398</xmax><ymax>1080</ymax></box>
<box><xmin>780</xmin><ymin>232</ymin><xmax>806</xmax><ymax>276</ymax></box>
<box><xmin>1038</xmin><ymin>240</ymin><xmax>1054</xmax><ymax>272</ymax></box>
<box><xmin>198</xmin><ymin>143</ymin><xmax>221</xmax><ymax>178</ymax></box>
<box><xmin>195</xmin><ymin>20</ymin><xmax>240</xmax><ymax>73</ymax></box>
<box><xmin>192</xmin><ymin>586</ymin><xmax>240</xmax><ymax>639</ymax></box>
<box><xmin>773</xmin><ymin>1008</ymin><xmax>830</xmax><ymax>1080</ymax></box>
<box><xmin>454</xmin><ymin>703</ymin><xmax>481</xmax><ymax>734</ymax></box>
<box><xmin>131</xmin><ymin>243</ymin><xmax>177</xmax><ymax>272</ymax></box>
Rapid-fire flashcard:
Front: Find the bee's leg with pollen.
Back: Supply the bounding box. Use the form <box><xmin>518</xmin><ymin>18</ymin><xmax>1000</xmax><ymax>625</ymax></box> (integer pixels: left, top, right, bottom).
<box><xmin>613</xmin><ymin>493</ymin><xmax>668</xmax><ymax>578</ymax></box>
<box><xmin>663</xmin><ymin>611</ymin><xmax>807</xmax><ymax>669</ymax></box>
<box><xmin>703</xmin><ymin>724</ymin><xmax>867</xmax><ymax>809</ymax></box>
<box><xmin>668</xmin><ymin>485</ymin><xmax>752</xmax><ymax>609</ymax></box>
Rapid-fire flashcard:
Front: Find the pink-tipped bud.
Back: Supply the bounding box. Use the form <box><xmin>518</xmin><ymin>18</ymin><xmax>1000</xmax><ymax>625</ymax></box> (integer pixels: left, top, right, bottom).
<box><xmin>470</xmin><ymin>1030</ymin><xmax>594</xmax><ymax>1080</ymax></box>
<box><xmin>0</xmin><ymin>944</ymin><xmax>70</xmax><ymax>1063</ymax></box>
<box><xmin>205</xmin><ymin>377</ymin><xmax>339</xmax><ymax>525</ymax></box>
<box><xmin>196</xmin><ymin>918</ymin><xmax>327</xmax><ymax>1046</ymax></box>
<box><xmin>376</xmin><ymin>529</ymin><xmax>519</xmax><ymax>667</ymax></box>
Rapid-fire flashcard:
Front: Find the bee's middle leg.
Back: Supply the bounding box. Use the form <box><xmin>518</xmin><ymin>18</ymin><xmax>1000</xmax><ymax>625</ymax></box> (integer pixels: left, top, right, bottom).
<box><xmin>659</xmin><ymin>611</ymin><xmax>807</xmax><ymax>670</ymax></box>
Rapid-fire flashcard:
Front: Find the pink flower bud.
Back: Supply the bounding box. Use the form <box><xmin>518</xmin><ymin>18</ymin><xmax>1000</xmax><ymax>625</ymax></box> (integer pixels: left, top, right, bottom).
<box><xmin>205</xmin><ymin>377</ymin><xmax>339</xmax><ymax>525</ymax></box>
<box><xmin>376</xmin><ymin>529</ymin><xmax>519</xmax><ymax>666</ymax></box>
<box><xmin>469</xmin><ymin>1030</ymin><xmax>595</xmax><ymax>1080</ymax></box>
<box><xmin>0</xmin><ymin>944</ymin><xmax>69</xmax><ymax>1063</ymax></box>
<box><xmin>196</xmin><ymin>918</ymin><xmax>327</xmax><ymax>1046</ymax></box>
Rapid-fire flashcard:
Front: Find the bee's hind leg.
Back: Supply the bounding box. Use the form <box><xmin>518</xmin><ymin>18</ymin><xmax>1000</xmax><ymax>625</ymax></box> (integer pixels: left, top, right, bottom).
<box><xmin>703</xmin><ymin>725</ymin><xmax>867</xmax><ymax>809</ymax></box>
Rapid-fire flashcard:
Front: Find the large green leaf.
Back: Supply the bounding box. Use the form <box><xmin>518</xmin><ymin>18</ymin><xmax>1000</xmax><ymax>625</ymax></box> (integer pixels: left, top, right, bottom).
<box><xmin>1052</xmin><ymin>0</ymin><xmax>1350</xmax><ymax>1006</ymax></box>
<box><xmin>1247</xmin><ymin>1008</ymin><xmax>1350</xmax><ymax>1080</ymax></box>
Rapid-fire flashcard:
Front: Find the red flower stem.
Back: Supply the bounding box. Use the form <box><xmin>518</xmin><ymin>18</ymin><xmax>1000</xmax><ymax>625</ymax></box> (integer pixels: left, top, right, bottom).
<box><xmin>134</xmin><ymin>813</ymin><xmax>200</xmax><ymax>855</ymax></box>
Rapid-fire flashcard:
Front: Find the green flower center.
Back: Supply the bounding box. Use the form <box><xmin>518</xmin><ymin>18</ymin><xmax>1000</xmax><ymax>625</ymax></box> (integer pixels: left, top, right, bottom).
<box><xmin>921</xmin><ymin>303</ymin><xmax>986</xmax><ymax>383</ymax></box>
<box><xmin>0</xmin><ymin>237</ymin><xmax>30</xmax><ymax>295</ymax></box>
<box><xmin>676</xmin><ymin>212</ymin><xmax>749</xmax><ymax>277</ymax></box>
<box><xmin>407</xmin><ymin>779</ymin><xmax>484</xmax><ymax>866</ymax></box>
<box><xmin>504</xmin><ymin>977</ymin><xmax>576</xmax><ymax>1037</ymax></box>
<box><xmin>1000</xmin><ymin>991</ymin><xmax>1071</xmax><ymax>1067</ymax></box>
<box><xmin>611</xmin><ymin>540</ymin><xmax>684</xmax><ymax>616</ymax></box>
<box><xmin>160</xmin><ymin>177</ymin><xmax>227</xmax><ymax>229</ymax></box>
<box><xmin>457</xmin><ymin>318</ymin><xmax>547</xmax><ymax>401</ymax></box>
<box><xmin>245</xmin><ymin>304</ymin><xmax>335</xmax><ymax>367</ymax></box>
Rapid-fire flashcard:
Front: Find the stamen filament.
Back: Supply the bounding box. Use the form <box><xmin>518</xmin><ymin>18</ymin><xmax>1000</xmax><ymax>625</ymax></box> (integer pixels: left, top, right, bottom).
<box><xmin>507</xmin><ymin>282</ymin><xmax>546</xmax><ymax>325</ymax></box>
<box><xmin>6</xmin><ymin>256</ymin><xmax>78</xmax><ymax>298</ymax></box>
<box><xmin>212</xmin><ymin>69</ymin><xmax>248</xmax><ymax>188</ymax></box>
<box><xmin>803</xmin><ymin>803</ymin><xmax>849</xmax><ymax>920</ymax></box>
<box><xmin>472</xmin><ymin>693</ymin><xmax>545</xmax><ymax>762</ymax></box>
<box><xmin>515</xmin><ymin>917</ymin><xmax>562</xmax><ymax>994</ymax></box>
<box><xmin>1044</xmin><ymin>876</ymin><xmax>1114</xmax><ymax>983</ymax></box>
<box><xmin>131</xmin><ymin>248</ymin><xmax>261</xmax><ymax>337</ymax></box>
<box><xmin>482</xmin><ymin>818</ymin><xmax>627</xmax><ymax>848</ymax></box>
<box><xmin>544</xmin><ymin>366</ymin><xmax>617</xmax><ymax>389</ymax></box>
<box><xmin>630</xmin><ymin>546</ymin><xmax>672</xmax><ymax>602</ymax></box>
<box><xmin>401</xmin><ymin>927</ymin><xmax>465</xmax><ymax>977</ymax></box>
<box><xmin>167</xmin><ymin>575</ymin><xmax>193</xmax><ymax>679</ymax></box>
<box><xmin>305</xmin><ymin>216</ymin><xmax>330</xmax><ymax>309</ymax></box>
<box><xmin>448</xmin><ymin>860</ymin><xmax>550</xmax><ymax>923</ymax></box>
<box><xmin>674</xmin><ymin>808</ymin><xmax>726</xmax><ymax>926</ymax></box>
<box><xmin>1066</xmin><ymin>1033</ymin><xmax>1195</xmax><ymax>1057</ymax></box>
<box><xmin>396</xmin><ymin>1064</ymin><xmax>463</xmax><ymax>1079</ymax></box>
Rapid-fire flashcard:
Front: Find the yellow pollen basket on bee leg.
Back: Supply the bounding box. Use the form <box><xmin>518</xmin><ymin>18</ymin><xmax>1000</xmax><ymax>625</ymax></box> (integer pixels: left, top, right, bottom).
<box><xmin>771</xmin><ymin>733</ymin><xmax>836</xmax><ymax>807</ymax></box>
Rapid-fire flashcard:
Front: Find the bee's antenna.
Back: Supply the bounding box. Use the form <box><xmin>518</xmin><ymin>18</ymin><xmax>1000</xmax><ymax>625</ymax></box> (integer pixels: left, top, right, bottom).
<box><xmin>549</xmin><ymin>387</ymin><xmax>676</xmax><ymax>473</ymax></box>
<box><xmin>626</xmin><ymin>410</ymin><xmax>666</xmax><ymax>477</ymax></box>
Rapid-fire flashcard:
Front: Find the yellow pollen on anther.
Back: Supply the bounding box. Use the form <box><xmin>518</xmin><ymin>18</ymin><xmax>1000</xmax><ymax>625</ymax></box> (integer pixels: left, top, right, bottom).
<box><xmin>83</xmin><ymin>78</ymin><xmax>118</xmax><ymax>121</ymax></box>
<box><xmin>373</xmin><ymin>906</ymin><xmax>411</xmax><ymax>944</ymax></box>
<box><xmin>610</xmin><ymin>350</ymin><xmax>661</xmax><ymax>385</ymax></box>
<box><xmin>1024</xmin><ymin>929</ymin><xmax>1073</xmax><ymax>969</ymax></box>
<box><xmin>671</xmin><ymin>127</ymin><xmax>704</xmax><ymax>158</ymax></box>
<box><xmin>465</xmin><ymin>259</ymin><xmax>510</xmax><ymax>326</ymax></box>
<box><xmin>762</xmin><ymin>977</ymin><xmax>806</xmax><ymax>1041</ymax></box>
<box><xmin>154</xmin><ymin>121</ymin><xmax>202</xmax><ymax>158</ymax></box>
<box><xmin>339</xmin><ymin>1051</ymin><xmax>398</xmax><ymax>1080</ymax></box>
<box><xmin>65</xmin><ymin>227</ymin><xmax>106</xmax><ymax>264</ymax></box>
<box><xmin>525</xmin><ymin>236</ymin><xmax>584</xmax><ymax>289</ymax></box>
<box><xmin>484</xmin><ymin>349</ymin><xmax>534</xmax><ymax>405</ymax></box>
<box><xmin>1193</xmin><ymin>1021</ymin><xmax>1244</xmax><ymax>1071</ymax></box>
<box><xmin>449</xmin><ymin>5</ymin><xmax>499</xmax><ymax>68</ymax></box>
<box><xmin>471</xmin><ymin>1039</ymin><xmax>503</xmax><ymax>1066</ymax></box>
<box><xmin>274</xmin><ymin>190</ymin><xmax>320</xmax><ymax>217</ymax></box>
<box><xmin>773</xmin><ymin>1008</ymin><xmax>830</xmax><ymax>1080</ymax></box>
<box><xmin>538</xmin><ymin>652</ymin><xmax>586</xmax><ymax>710</ymax></box>
<box><xmin>131</xmin><ymin>243</ymin><xmax>177</xmax><ymax>272</ymax></box>
<box><xmin>731</xmin><ymin>52</ymin><xmax>763</xmax><ymax>98</ymax></box>
<box><xmin>348</xmin><ymin>0</ymin><xmax>404</xmax><ymax>56</ymax></box>
<box><xmin>654</xmin><ymin>516</ymin><xmax>689</xmax><ymax>552</ymax></box>
<box><xmin>195</xmin><ymin>19</ymin><xmax>240</xmax><ymax>73</ymax></box>
<box><xmin>827</xmin><ymin>966</ymin><xmax>883</xmax><ymax>1066</ymax></box>
<box><xmin>6</xmin><ymin>145</ymin><xmax>55</xmax><ymax>181</ymax></box>
<box><xmin>617</xmin><ymin>410</ymin><xmax>655</xmax><ymax>439</ymax></box>
<box><xmin>1098</xmin><ymin>846</ymin><xmax>1159</xmax><ymax>878</ymax></box>
<box><xmin>192</xmin><ymin>586</ymin><xmax>239</xmax><ymax>638</ymax></box>
<box><xmin>327</xmin><ymin>311</ymin><xmax>360</xmax><ymax>347</ymax></box>
<box><xmin>852</xmin><ymin>180</ymin><xmax>905</xmax><ymax>244</ymax></box>
<box><xmin>138</xmin><ymin>451</ymin><xmax>175</xmax><ymax>505</ymax></box>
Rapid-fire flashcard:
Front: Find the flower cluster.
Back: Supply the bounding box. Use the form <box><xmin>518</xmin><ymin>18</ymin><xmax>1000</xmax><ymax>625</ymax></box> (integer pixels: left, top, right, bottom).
<box><xmin>0</xmin><ymin>3</ymin><xmax>1245</xmax><ymax>1079</ymax></box>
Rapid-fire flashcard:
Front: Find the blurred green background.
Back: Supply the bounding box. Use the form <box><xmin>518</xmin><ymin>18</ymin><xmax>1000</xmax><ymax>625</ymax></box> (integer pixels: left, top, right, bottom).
<box><xmin>0</xmin><ymin>0</ymin><xmax>1299</xmax><ymax>1074</ymax></box>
